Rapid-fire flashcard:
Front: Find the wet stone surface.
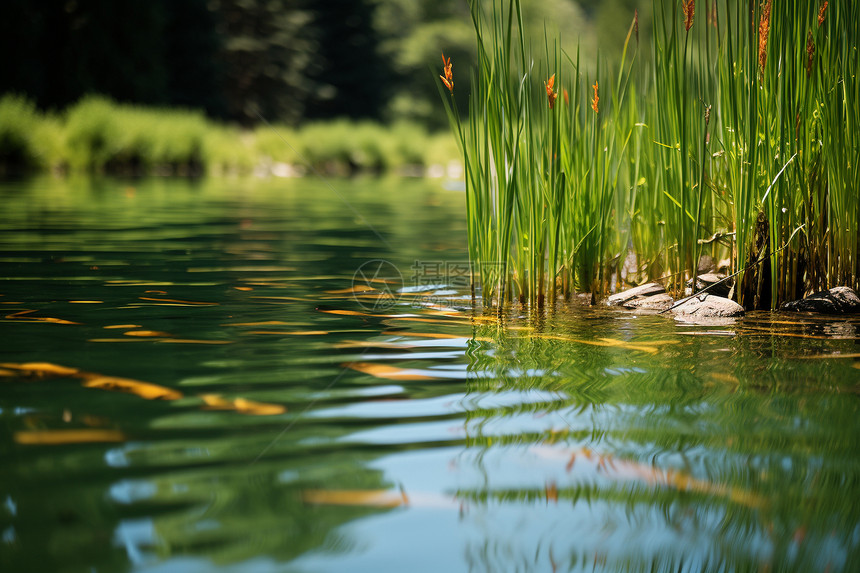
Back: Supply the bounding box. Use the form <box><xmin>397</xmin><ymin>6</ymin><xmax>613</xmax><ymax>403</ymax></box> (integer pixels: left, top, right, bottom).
<box><xmin>606</xmin><ymin>282</ymin><xmax>666</xmax><ymax>306</ymax></box>
<box><xmin>669</xmin><ymin>293</ymin><xmax>745</xmax><ymax>318</ymax></box>
<box><xmin>781</xmin><ymin>286</ymin><xmax>860</xmax><ymax>315</ymax></box>
<box><xmin>624</xmin><ymin>292</ymin><xmax>674</xmax><ymax>311</ymax></box>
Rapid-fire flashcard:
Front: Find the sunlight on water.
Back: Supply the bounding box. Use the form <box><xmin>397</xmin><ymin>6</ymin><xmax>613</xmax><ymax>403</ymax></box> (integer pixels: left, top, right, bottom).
<box><xmin>1</xmin><ymin>177</ymin><xmax>859</xmax><ymax>572</ymax></box>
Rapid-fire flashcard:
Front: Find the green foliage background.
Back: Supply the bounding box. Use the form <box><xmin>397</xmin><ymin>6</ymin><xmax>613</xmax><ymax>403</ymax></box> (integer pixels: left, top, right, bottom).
<box><xmin>0</xmin><ymin>0</ymin><xmax>641</xmax><ymax>127</ymax></box>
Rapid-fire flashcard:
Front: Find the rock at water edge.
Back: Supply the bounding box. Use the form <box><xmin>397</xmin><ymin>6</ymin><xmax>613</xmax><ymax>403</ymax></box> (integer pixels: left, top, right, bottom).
<box><xmin>607</xmin><ymin>283</ymin><xmax>665</xmax><ymax>306</ymax></box>
<box><xmin>670</xmin><ymin>294</ymin><xmax>745</xmax><ymax>318</ymax></box>
<box><xmin>780</xmin><ymin>287</ymin><xmax>860</xmax><ymax>315</ymax></box>
<box><xmin>624</xmin><ymin>293</ymin><xmax>674</xmax><ymax>311</ymax></box>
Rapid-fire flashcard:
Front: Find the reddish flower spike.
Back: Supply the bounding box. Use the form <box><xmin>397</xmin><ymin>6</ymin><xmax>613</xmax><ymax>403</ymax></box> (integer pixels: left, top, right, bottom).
<box><xmin>683</xmin><ymin>0</ymin><xmax>695</xmax><ymax>32</ymax></box>
<box><xmin>545</xmin><ymin>74</ymin><xmax>558</xmax><ymax>109</ymax></box>
<box><xmin>758</xmin><ymin>0</ymin><xmax>771</xmax><ymax>78</ymax></box>
<box><xmin>440</xmin><ymin>52</ymin><xmax>454</xmax><ymax>94</ymax></box>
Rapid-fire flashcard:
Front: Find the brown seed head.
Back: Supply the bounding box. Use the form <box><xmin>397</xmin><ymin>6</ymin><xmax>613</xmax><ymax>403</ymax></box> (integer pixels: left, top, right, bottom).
<box><xmin>683</xmin><ymin>0</ymin><xmax>695</xmax><ymax>32</ymax></box>
<box><xmin>440</xmin><ymin>52</ymin><xmax>454</xmax><ymax>94</ymax></box>
<box><xmin>758</xmin><ymin>0</ymin><xmax>771</xmax><ymax>78</ymax></box>
<box><xmin>818</xmin><ymin>1</ymin><xmax>828</xmax><ymax>28</ymax></box>
<box><xmin>591</xmin><ymin>81</ymin><xmax>599</xmax><ymax>114</ymax></box>
<box><xmin>545</xmin><ymin>74</ymin><xmax>558</xmax><ymax>109</ymax></box>
<box><xmin>806</xmin><ymin>29</ymin><xmax>815</xmax><ymax>77</ymax></box>
<box><xmin>634</xmin><ymin>10</ymin><xmax>639</xmax><ymax>43</ymax></box>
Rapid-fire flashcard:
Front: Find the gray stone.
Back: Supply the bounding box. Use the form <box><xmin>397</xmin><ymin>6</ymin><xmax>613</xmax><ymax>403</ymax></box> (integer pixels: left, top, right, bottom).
<box><xmin>623</xmin><ymin>293</ymin><xmax>674</xmax><ymax>311</ymax></box>
<box><xmin>698</xmin><ymin>254</ymin><xmax>715</xmax><ymax>273</ymax></box>
<box><xmin>780</xmin><ymin>286</ymin><xmax>860</xmax><ymax>315</ymax></box>
<box><xmin>606</xmin><ymin>282</ymin><xmax>665</xmax><ymax>306</ymax></box>
<box><xmin>669</xmin><ymin>294</ymin><xmax>745</xmax><ymax>317</ymax></box>
<box><xmin>685</xmin><ymin>272</ymin><xmax>732</xmax><ymax>298</ymax></box>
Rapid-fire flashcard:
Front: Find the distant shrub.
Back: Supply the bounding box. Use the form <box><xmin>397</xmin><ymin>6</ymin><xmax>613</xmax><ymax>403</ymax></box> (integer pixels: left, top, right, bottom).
<box><xmin>0</xmin><ymin>93</ymin><xmax>462</xmax><ymax>178</ymax></box>
<box><xmin>203</xmin><ymin>125</ymin><xmax>255</xmax><ymax>176</ymax></box>
<box><xmin>64</xmin><ymin>96</ymin><xmax>120</xmax><ymax>172</ymax></box>
<box><xmin>0</xmin><ymin>94</ymin><xmax>42</xmax><ymax>172</ymax></box>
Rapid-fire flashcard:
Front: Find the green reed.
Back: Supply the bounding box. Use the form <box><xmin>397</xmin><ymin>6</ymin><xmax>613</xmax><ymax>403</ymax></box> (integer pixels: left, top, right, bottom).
<box><xmin>446</xmin><ymin>0</ymin><xmax>858</xmax><ymax>310</ymax></box>
<box><xmin>440</xmin><ymin>0</ymin><xmax>638</xmax><ymax>307</ymax></box>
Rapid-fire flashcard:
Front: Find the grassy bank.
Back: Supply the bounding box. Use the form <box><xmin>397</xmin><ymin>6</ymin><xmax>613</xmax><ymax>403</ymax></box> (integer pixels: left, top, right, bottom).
<box><xmin>0</xmin><ymin>94</ymin><xmax>459</xmax><ymax>177</ymax></box>
<box><xmin>443</xmin><ymin>0</ymin><xmax>858</xmax><ymax>309</ymax></box>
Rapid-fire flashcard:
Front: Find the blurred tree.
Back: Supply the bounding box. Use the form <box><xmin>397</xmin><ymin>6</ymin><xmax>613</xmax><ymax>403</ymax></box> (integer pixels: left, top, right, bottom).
<box><xmin>302</xmin><ymin>0</ymin><xmax>391</xmax><ymax>121</ymax></box>
<box><xmin>211</xmin><ymin>0</ymin><xmax>314</xmax><ymax>125</ymax></box>
<box><xmin>0</xmin><ymin>0</ymin><xmax>646</xmax><ymax>126</ymax></box>
<box><xmin>374</xmin><ymin>0</ymin><xmax>597</xmax><ymax>129</ymax></box>
<box><xmin>163</xmin><ymin>0</ymin><xmax>226</xmax><ymax>117</ymax></box>
<box><xmin>374</xmin><ymin>0</ymin><xmax>475</xmax><ymax>128</ymax></box>
<box><xmin>0</xmin><ymin>0</ymin><xmax>222</xmax><ymax>114</ymax></box>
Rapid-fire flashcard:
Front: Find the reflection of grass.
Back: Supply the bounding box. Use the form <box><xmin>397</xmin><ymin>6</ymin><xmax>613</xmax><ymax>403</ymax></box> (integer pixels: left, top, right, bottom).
<box><xmin>462</xmin><ymin>315</ymin><xmax>860</xmax><ymax>571</ymax></box>
<box><xmin>0</xmin><ymin>94</ymin><xmax>460</xmax><ymax>177</ymax></box>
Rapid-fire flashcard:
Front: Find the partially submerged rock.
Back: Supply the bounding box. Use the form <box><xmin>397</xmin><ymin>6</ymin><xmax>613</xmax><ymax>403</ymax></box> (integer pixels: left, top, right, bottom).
<box><xmin>669</xmin><ymin>294</ymin><xmax>745</xmax><ymax>318</ymax></box>
<box><xmin>606</xmin><ymin>282</ymin><xmax>665</xmax><ymax>306</ymax></box>
<box><xmin>624</xmin><ymin>293</ymin><xmax>674</xmax><ymax>311</ymax></box>
<box><xmin>780</xmin><ymin>287</ymin><xmax>860</xmax><ymax>315</ymax></box>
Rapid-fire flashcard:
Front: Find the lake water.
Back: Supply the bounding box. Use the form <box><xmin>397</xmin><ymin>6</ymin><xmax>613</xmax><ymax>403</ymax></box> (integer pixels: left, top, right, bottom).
<box><xmin>1</xmin><ymin>176</ymin><xmax>859</xmax><ymax>572</ymax></box>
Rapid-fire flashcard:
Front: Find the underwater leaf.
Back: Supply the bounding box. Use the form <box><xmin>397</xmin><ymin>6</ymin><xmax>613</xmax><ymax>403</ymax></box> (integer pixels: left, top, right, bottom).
<box><xmin>232</xmin><ymin>398</ymin><xmax>286</xmax><ymax>415</ymax></box>
<box><xmin>343</xmin><ymin>362</ymin><xmax>439</xmax><ymax>380</ymax></box>
<box><xmin>155</xmin><ymin>339</ymin><xmax>232</xmax><ymax>344</ymax></box>
<box><xmin>4</xmin><ymin>310</ymin><xmax>79</xmax><ymax>325</ymax></box>
<box><xmin>0</xmin><ymin>362</ymin><xmax>81</xmax><ymax>377</ymax></box>
<box><xmin>381</xmin><ymin>330</ymin><xmax>463</xmax><ymax>339</ymax></box>
<box><xmin>200</xmin><ymin>394</ymin><xmax>286</xmax><ymax>415</ymax></box>
<box><xmin>200</xmin><ymin>394</ymin><xmax>232</xmax><ymax>409</ymax></box>
<box><xmin>138</xmin><ymin>297</ymin><xmax>217</xmax><ymax>305</ymax></box>
<box><xmin>250</xmin><ymin>296</ymin><xmax>313</xmax><ymax>302</ymax></box>
<box><xmin>222</xmin><ymin>320</ymin><xmax>305</xmax><ymax>327</ymax></box>
<box><xmin>14</xmin><ymin>429</ymin><xmax>126</xmax><ymax>445</ymax></box>
<box><xmin>104</xmin><ymin>324</ymin><xmax>143</xmax><ymax>329</ymax></box>
<box><xmin>302</xmin><ymin>489</ymin><xmax>409</xmax><ymax>507</ymax></box>
<box><xmin>334</xmin><ymin>340</ymin><xmax>416</xmax><ymax>349</ymax></box>
<box><xmin>325</xmin><ymin>285</ymin><xmax>379</xmax><ymax>294</ymax></box>
<box><xmin>246</xmin><ymin>330</ymin><xmax>329</xmax><ymax>336</ymax></box>
<box><xmin>81</xmin><ymin>375</ymin><xmax>183</xmax><ymax>400</ymax></box>
<box><xmin>530</xmin><ymin>334</ymin><xmax>658</xmax><ymax>354</ymax></box>
<box><xmin>388</xmin><ymin>316</ymin><xmax>471</xmax><ymax>326</ymax></box>
<box><xmin>319</xmin><ymin>309</ymin><xmax>379</xmax><ymax>317</ymax></box>
<box><xmin>124</xmin><ymin>330</ymin><xmax>172</xmax><ymax>337</ymax></box>
<box><xmin>88</xmin><ymin>338</ymin><xmax>155</xmax><ymax>343</ymax></box>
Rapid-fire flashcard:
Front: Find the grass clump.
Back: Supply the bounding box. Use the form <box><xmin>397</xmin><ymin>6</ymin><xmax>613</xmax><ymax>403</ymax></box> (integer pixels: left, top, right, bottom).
<box><xmin>443</xmin><ymin>0</ymin><xmax>859</xmax><ymax>310</ymax></box>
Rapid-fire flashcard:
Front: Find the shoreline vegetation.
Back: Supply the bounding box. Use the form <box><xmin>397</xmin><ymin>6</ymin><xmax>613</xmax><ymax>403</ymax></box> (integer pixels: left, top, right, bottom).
<box><xmin>441</xmin><ymin>0</ymin><xmax>858</xmax><ymax>310</ymax></box>
<box><xmin>0</xmin><ymin>94</ymin><xmax>461</xmax><ymax>178</ymax></box>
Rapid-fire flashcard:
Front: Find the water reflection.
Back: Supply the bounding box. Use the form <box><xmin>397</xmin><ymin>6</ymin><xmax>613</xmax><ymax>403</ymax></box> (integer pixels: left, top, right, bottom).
<box><xmin>1</xmin><ymin>177</ymin><xmax>859</xmax><ymax>572</ymax></box>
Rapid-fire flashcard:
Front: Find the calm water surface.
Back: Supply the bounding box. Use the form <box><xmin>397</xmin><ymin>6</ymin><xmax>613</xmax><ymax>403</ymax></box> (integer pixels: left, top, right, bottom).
<box><xmin>1</xmin><ymin>177</ymin><xmax>859</xmax><ymax>572</ymax></box>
